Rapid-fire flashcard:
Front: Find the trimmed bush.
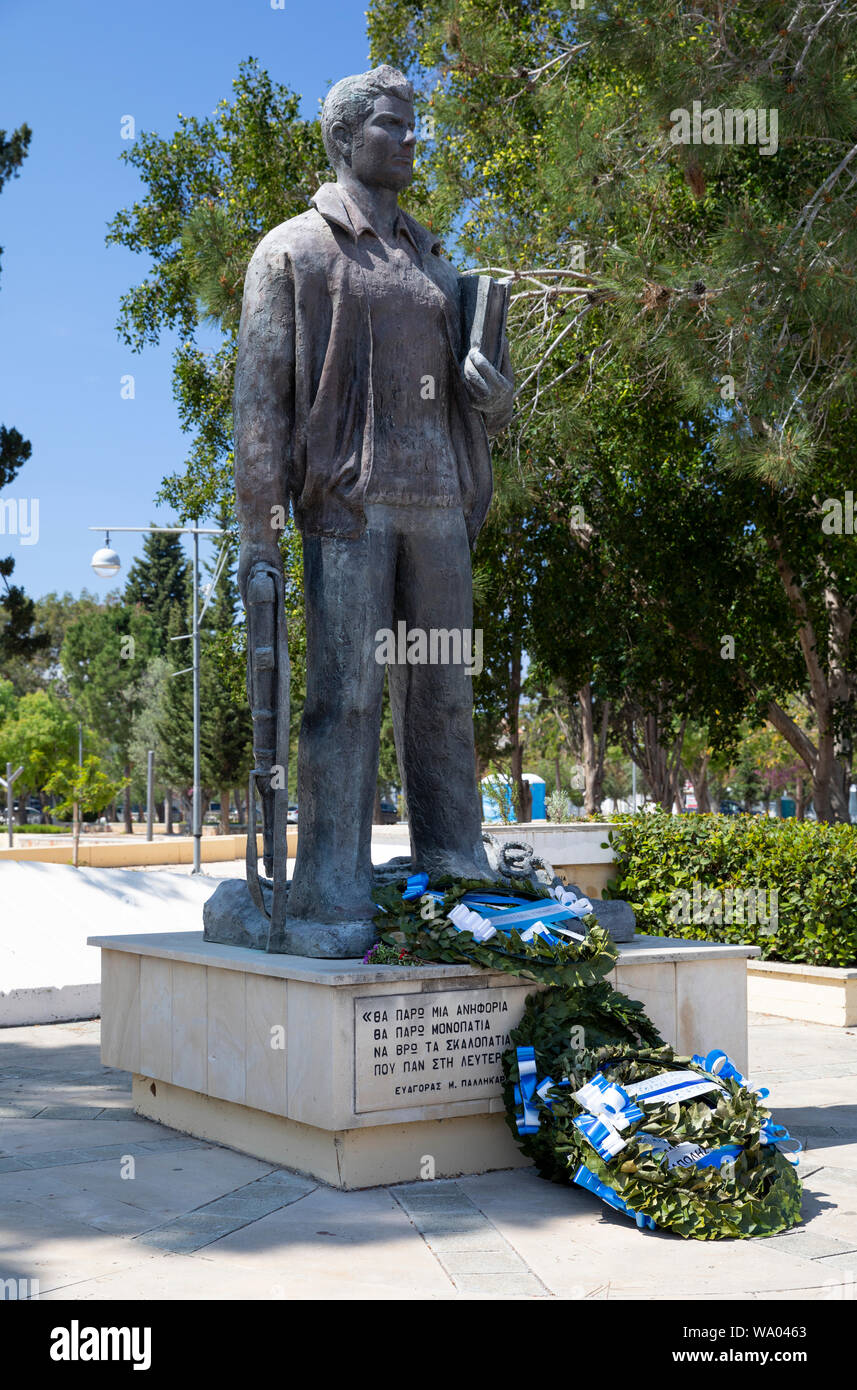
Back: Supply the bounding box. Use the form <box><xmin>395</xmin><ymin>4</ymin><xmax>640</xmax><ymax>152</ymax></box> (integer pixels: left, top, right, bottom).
<box><xmin>6</xmin><ymin>823</ymin><xmax>71</xmax><ymax>834</ymax></box>
<box><xmin>606</xmin><ymin>812</ymin><xmax>857</xmax><ymax>968</ymax></box>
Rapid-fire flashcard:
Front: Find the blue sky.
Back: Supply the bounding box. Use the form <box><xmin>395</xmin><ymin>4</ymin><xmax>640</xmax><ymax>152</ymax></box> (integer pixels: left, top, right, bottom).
<box><xmin>0</xmin><ymin>0</ymin><xmax>371</xmax><ymax>600</ymax></box>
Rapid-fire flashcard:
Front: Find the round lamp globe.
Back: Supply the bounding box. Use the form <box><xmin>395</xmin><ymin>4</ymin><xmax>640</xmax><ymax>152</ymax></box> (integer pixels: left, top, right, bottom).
<box><xmin>91</xmin><ymin>546</ymin><xmax>121</xmax><ymax>578</ymax></box>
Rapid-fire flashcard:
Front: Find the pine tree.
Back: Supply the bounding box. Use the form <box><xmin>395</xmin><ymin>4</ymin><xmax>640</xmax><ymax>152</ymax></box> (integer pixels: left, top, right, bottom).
<box><xmin>124</xmin><ymin>526</ymin><xmax>189</xmax><ymax>656</ymax></box>
<box><xmin>60</xmin><ymin>602</ymin><xmax>157</xmax><ymax>833</ymax></box>
<box><xmin>0</xmin><ymin>124</ymin><xmax>44</xmax><ymax>667</ymax></box>
<box><xmin>158</xmin><ymin>598</ymin><xmax>196</xmax><ymax>825</ymax></box>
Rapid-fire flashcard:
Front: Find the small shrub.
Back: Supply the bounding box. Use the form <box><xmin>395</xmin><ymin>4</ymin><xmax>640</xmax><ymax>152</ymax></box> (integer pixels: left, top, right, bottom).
<box><xmin>606</xmin><ymin>812</ymin><xmax>857</xmax><ymax>968</ymax></box>
<box><xmin>546</xmin><ymin>789</ymin><xmax>574</xmax><ymax>823</ymax></box>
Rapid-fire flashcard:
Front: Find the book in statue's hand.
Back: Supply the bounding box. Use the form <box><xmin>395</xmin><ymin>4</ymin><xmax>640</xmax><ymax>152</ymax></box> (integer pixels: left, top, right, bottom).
<box><xmin>460</xmin><ymin>274</ymin><xmax>511</xmax><ymax>372</ymax></box>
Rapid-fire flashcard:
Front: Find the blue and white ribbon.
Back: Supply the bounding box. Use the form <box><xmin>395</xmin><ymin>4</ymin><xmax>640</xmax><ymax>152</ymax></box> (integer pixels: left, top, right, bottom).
<box><xmin>401</xmin><ymin>882</ymin><xmax>594</xmax><ymax>944</ymax></box>
<box><xmin>536</xmin><ymin>1075</ymin><xmax>570</xmax><ymax>1107</ymax></box>
<box><xmin>691</xmin><ymin>1048</ymin><xmax>769</xmax><ymax>1101</ymax></box>
<box><xmin>448</xmin><ymin>893</ymin><xmax>585</xmax><ymax>945</ymax></box>
<box><xmin>635</xmin><ymin>1132</ymin><xmax>743</xmax><ymax>1171</ymax></box>
<box><xmin>572</xmin><ymin>1072</ymin><xmax>645</xmax><ymax>1160</ymax></box>
<box><xmin>460</xmin><ymin>890</ymin><xmax>587</xmax><ymax>941</ymax></box>
<box><xmin>448</xmin><ymin>902</ymin><xmax>498</xmax><ymax>943</ymax></box>
<box><xmin>625</xmin><ymin>1069</ymin><xmax>723</xmax><ymax>1106</ymax></box>
<box><xmin>512</xmin><ymin>1047</ymin><xmax>572</xmax><ymax>1135</ymax></box>
<box><xmin>513</xmin><ymin>1045</ymin><xmax>541</xmax><ymax>1135</ymax></box>
<box><xmin>573</xmin><ymin>1163</ymin><xmax>656</xmax><ymax>1231</ymax></box>
<box><xmin>402</xmin><ymin>872</ymin><xmax>430</xmax><ymax>901</ymax></box>
<box><xmin>549</xmin><ymin>884</ymin><xmax>595</xmax><ymax>919</ymax></box>
<box><xmin>520</xmin><ymin>921</ymin><xmax>562</xmax><ymax>947</ymax></box>
<box><xmin>760</xmin><ymin>1120</ymin><xmax>802</xmax><ymax>1166</ymax></box>
<box><xmin>574</xmin><ymin>1112</ymin><xmax>628</xmax><ymax>1160</ymax></box>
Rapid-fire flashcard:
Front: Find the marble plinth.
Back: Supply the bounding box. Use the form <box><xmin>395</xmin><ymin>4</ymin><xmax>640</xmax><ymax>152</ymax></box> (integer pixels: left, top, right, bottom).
<box><xmin>89</xmin><ymin>931</ymin><xmax>759</xmax><ymax>1189</ymax></box>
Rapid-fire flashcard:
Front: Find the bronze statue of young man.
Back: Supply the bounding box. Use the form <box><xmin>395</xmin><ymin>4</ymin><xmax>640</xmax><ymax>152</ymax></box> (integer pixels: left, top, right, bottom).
<box><xmin>232</xmin><ymin>65</ymin><xmax>514</xmax><ymax>956</ymax></box>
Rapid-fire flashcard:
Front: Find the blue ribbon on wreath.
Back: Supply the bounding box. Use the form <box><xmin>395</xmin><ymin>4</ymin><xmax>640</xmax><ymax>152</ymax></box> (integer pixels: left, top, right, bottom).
<box><xmin>573</xmin><ymin>1164</ymin><xmax>657</xmax><ymax>1231</ymax></box>
<box><xmin>691</xmin><ymin>1047</ymin><xmax>770</xmax><ymax>1102</ymax></box>
<box><xmin>513</xmin><ymin>1046</ymin><xmax>571</xmax><ymax>1135</ymax></box>
<box><xmin>689</xmin><ymin>1047</ymin><xmax>801</xmax><ymax>1164</ymax></box>
<box><xmin>399</xmin><ymin>882</ymin><xmax>596</xmax><ymax>947</ymax></box>
<box><xmin>572</xmin><ymin>1072</ymin><xmax>646</xmax><ymax>1160</ymax></box>
<box><xmin>513</xmin><ymin>1045</ymin><xmax>541</xmax><ymax>1135</ymax></box>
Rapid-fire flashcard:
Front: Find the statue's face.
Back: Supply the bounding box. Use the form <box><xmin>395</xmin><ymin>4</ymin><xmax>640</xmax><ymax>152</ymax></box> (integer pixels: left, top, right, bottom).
<box><xmin>345</xmin><ymin>94</ymin><xmax>416</xmax><ymax>191</ymax></box>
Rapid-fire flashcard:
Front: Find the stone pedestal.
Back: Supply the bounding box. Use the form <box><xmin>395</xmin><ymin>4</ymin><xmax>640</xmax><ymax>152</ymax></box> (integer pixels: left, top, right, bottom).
<box><xmin>89</xmin><ymin>931</ymin><xmax>759</xmax><ymax>1189</ymax></box>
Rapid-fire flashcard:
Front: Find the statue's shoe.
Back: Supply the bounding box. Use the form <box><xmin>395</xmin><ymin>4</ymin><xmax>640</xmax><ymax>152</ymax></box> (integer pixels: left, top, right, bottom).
<box><xmin>281</xmin><ymin>915</ymin><xmax>377</xmax><ymax>959</ymax></box>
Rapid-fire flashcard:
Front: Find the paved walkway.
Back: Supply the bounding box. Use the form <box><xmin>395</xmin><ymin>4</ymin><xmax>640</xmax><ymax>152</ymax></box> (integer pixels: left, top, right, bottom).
<box><xmin>1</xmin><ymin>1014</ymin><xmax>856</xmax><ymax>1300</ymax></box>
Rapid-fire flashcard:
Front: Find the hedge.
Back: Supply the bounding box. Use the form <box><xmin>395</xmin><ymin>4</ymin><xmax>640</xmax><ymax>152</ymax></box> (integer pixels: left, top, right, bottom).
<box><xmin>605</xmin><ymin>812</ymin><xmax>857</xmax><ymax>968</ymax></box>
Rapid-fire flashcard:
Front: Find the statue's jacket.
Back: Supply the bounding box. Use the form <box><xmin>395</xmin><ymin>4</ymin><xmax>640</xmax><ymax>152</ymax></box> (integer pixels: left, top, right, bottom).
<box><xmin>233</xmin><ymin>182</ymin><xmax>511</xmax><ymax>548</ymax></box>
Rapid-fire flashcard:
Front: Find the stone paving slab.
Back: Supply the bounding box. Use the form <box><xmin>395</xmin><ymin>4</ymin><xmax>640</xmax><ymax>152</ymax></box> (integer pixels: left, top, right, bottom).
<box><xmin>135</xmin><ymin>1172</ymin><xmax>316</xmax><ymax>1254</ymax></box>
<box><xmin>0</xmin><ymin>1142</ymin><xmax>279</xmax><ymax>1241</ymax></box>
<box><xmin>393</xmin><ymin>1180</ymin><xmax>550</xmax><ymax>1296</ymax></box>
<box><xmin>0</xmin><ymin>1138</ymin><xmax>205</xmax><ymax>1171</ymax></box>
<box><xmin>763</xmin><ymin>1228</ymin><xmax>857</xmax><ymax>1259</ymax></box>
<box><xmin>0</xmin><ymin>1116</ymin><xmax>183</xmax><ymax>1154</ymax></box>
<box><xmin>0</xmin><ymin>1014</ymin><xmax>855</xmax><ymax>1299</ymax></box>
<box><xmin>186</xmin><ymin>1184</ymin><xmax>456</xmax><ymax>1299</ymax></box>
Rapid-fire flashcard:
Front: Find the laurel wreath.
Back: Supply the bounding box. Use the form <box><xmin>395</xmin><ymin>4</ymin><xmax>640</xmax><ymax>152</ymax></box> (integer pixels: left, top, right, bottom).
<box><xmin>373</xmin><ymin>877</ymin><xmax>802</xmax><ymax>1239</ymax></box>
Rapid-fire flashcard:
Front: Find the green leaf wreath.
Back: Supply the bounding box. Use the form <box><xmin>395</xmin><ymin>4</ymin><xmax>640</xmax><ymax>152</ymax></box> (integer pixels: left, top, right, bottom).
<box><xmin>373</xmin><ymin>876</ymin><xmax>802</xmax><ymax>1239</ymax></box>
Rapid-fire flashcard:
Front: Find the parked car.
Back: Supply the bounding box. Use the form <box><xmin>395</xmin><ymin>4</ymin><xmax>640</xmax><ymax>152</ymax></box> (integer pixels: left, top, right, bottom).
<box><xmin>719</xmin><ymin>798</ymin><xmax>746</xmax><ymax>816</ymax></box>
<box><xmin>4</xmin><ymin>800</ymin><xmax>42</xmax><ymax>824</ymax></box>
<box><xmin>378</xmin><ymin>799</ymin><xmax>398</xmax><ymax>825</ymax></box>
<box><xmin>287</xmin><ymin>804</ymin><xmax>298</xmax><ymax>824</ymax></box>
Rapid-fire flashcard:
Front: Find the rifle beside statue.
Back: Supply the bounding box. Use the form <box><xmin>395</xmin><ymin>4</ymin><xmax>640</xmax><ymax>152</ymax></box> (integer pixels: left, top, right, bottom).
<box><xmin>244</xmin><ymin>561</ymin><xmax>290</xmax><ymax>953</ymax></box>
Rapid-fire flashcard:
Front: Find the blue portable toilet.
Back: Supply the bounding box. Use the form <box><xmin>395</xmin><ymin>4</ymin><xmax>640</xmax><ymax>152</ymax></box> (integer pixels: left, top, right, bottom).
<box><xmin>525</xmin><ymin>773</ymin><xmax>547</xmax><ymax>820</ymax></box>
<box><xmin>480</xmin><ymin>772</ymin><xmax>546</xmax><ymax>822</ymax></box>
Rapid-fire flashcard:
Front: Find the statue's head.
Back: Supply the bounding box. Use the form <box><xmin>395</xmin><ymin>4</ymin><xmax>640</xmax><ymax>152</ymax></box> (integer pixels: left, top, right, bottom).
<box><xmin>321</xmin><ymin>65</ymin><xmax>415</xmax><ymax>192</ymax></box>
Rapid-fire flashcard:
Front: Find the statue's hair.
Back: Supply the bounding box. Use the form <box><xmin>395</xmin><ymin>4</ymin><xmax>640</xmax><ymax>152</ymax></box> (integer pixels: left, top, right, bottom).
<box><xmin>321</xmin><ymin>65</ymin><xmax>414</xmax><ymax>166</ymax></box>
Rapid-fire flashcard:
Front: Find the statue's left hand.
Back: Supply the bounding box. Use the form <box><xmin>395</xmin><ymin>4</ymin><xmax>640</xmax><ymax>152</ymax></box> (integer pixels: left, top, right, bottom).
<box><xmin>461</xmin><ymin>348</ymin><xmax>514</xmax><ymax>420</ymax></box>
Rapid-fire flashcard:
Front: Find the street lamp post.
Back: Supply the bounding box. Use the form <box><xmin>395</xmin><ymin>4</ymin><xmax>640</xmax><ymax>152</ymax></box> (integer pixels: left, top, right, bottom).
<box><xmin>88</xmin><ymin>524</ymin><xmax>226</xmax><ymax>874</ymax></box>
<box><xmin>0</xmin><ymin>763</ymin><xmax>23</xmax><ymax>848</ymax></box>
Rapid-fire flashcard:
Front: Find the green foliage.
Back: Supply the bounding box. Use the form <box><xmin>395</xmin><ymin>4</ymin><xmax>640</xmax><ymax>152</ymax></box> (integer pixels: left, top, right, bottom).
<box><xmin>362</xmin><ymin>941</ymin><xmax>423</xmax><ymax>966</ymax></box>
<box><xmin>0</xmin><ymin>123</ymin><xmax>32</xmax><ymax>282</ymax></box>
<box><xmin>1</xmin><ymin>591</ymin><xmax>104</xmax><ymax>697</ymax></box>
<box><xmin>16</xmin><ymin>823</ymin><xmax>71</xmax><ymax>834</ymax></box>
<box><xmin>374</xmin><ymin>876</ymin><xmax>620</xmax><ymax>991</ymax></box>
<box><xmin>373</xmin><ymin>870</ymin><xmax>800</xmax><ymax>1237</ymax></box>
<box><xmin>44</xmin><ymin>755</ymin><xmax>126</xmax><ymax>819</ymax></box>
<box><xmin>480</xmin><ymin>771</ymin><xmax>515</xmax><ymax>824</ymax></box>
<box><xmin>0</xmin><ymin>425</ymin><xmax>30</xmax><ymax>492</ymax></box>
<box><xmin>0</xmin><ymin>678</ymin><xmax>15</xmax><ymax>724</ymax></box>
<box><xmin>0</xmin><ymin>123</ymin><xmax>43</xmax><ymax>669</ymax></box>
<box><xmin>0</xmin><ymin>690</ymin><xmax>79</xmax><ymax>802</ymax></box>
<box><xmin>608</xmin><ymin>811</ymin><xmax>857</xmax><ymax>967</ymax></box>
<box><xmin>0</xmin><ymin>559</ymin><xmax>49</xmax><ymax>667</ymax></box>
<box><xmin>158</xmin><ymin>600</ymin><xmax>195</xmax><ymax>802</ymax></box>
<box><xmin>200</xmin><ymin>523</ymin><xmax>252</xmax><ymax>808</ymax></box>
<box><xmin>127</xmin><ymin>655</ymin><xmax>171</xmax><ymax>803</ymax></box>
<box><xmin>546</xmin><ymin>789</ymin><xmax>573</xmax><ymax>822</ymax></box>
<box><xmin>60</xmin><ymin>604</ymin><xmax>157</xmax><ymax>772</ymax></box>
<box><xmin>106</xmin><ymin>58</ymin><xmax>328</xmax><ymax>523</ymax></box>
<box><xmin>124</xmin><ymin>528</ymin><xmax>189</xmax><ymax>655</ymax></box>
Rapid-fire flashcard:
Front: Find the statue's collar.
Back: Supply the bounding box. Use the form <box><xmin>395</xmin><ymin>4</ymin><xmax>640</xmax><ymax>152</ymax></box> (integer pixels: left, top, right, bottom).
<box><xmin>311</xmin><ymin>182</ymin><xmax>441</xmax><ymax>258</ymax></box>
